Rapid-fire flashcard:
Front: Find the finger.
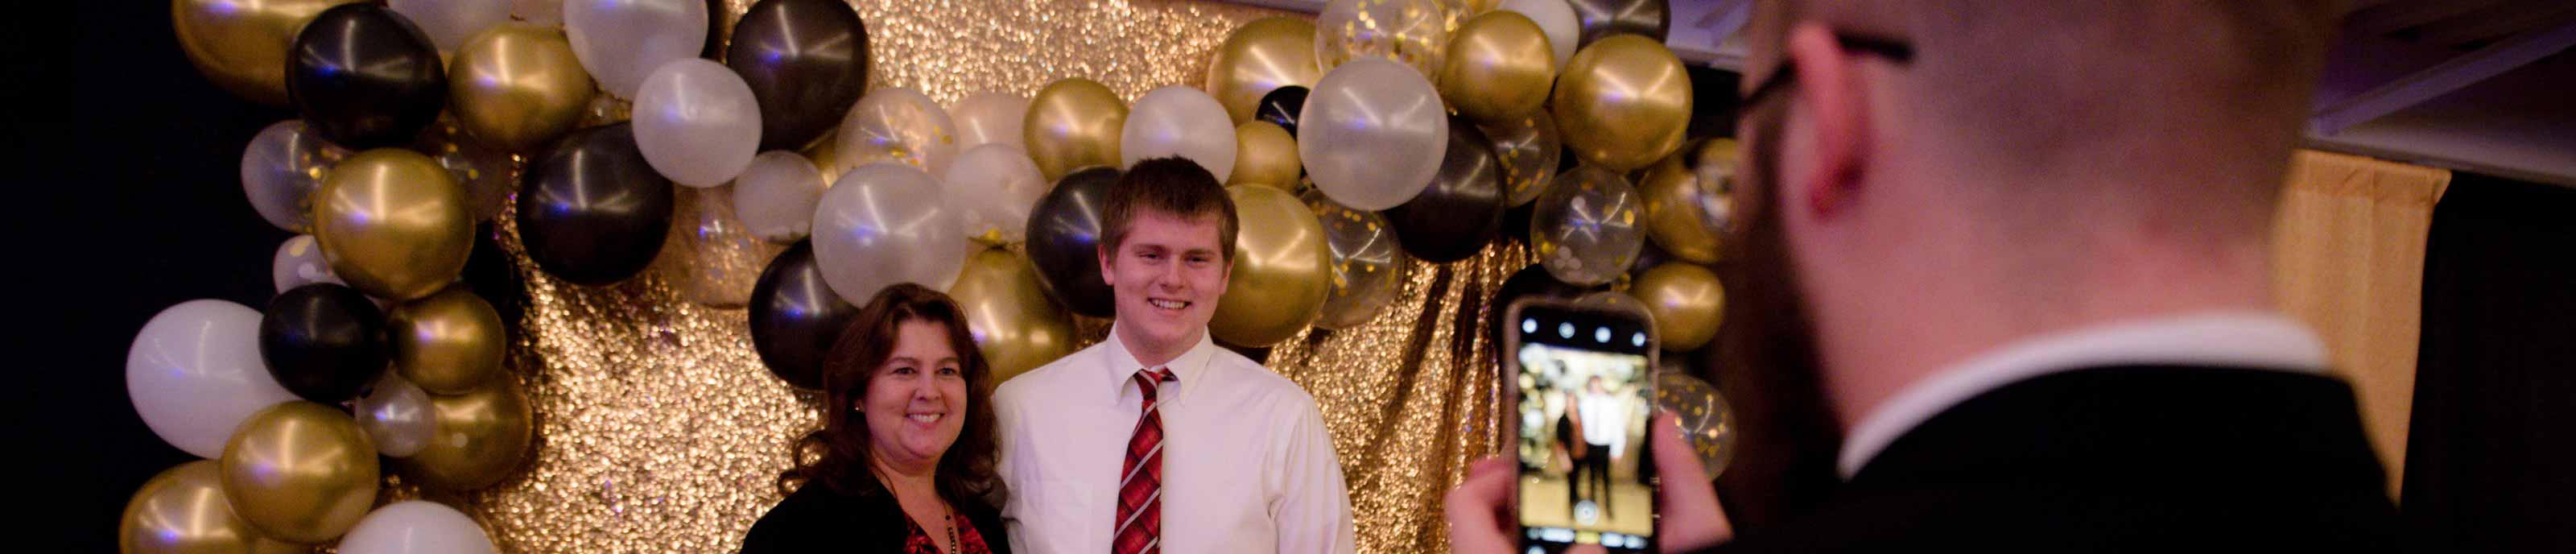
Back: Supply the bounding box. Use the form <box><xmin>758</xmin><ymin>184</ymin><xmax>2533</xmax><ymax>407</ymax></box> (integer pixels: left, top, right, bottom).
<box><xmin>1447</xmin><ymin>456</ymin><xmax>1521</xmax><ymax>554</ymax></box>
<box><xmin>1651</xmin><ymin>412</ymin><xmax>1732</xmax><ymax>552</ymax></box>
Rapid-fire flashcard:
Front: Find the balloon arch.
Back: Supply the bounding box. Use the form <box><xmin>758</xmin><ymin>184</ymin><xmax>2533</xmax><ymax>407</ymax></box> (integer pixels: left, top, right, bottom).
<box><xmin>130</xmin><ymin>0</ymin><xmax>1735</xmax><ymax>552</ymax></box>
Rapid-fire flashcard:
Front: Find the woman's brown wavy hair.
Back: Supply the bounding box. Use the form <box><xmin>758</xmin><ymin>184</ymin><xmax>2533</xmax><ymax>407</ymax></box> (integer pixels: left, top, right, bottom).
<box><xmin>777</xmin><ymin>283</ymin><xmax>1004</xmax><ymax>506</ymax></box>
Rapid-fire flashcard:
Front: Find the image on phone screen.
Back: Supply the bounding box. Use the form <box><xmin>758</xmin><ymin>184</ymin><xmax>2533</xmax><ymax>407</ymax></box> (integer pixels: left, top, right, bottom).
<box><xmin>1512</xmin><ymin>306</ymin><xmax>1655</xmax><ymax>553</ymax></box>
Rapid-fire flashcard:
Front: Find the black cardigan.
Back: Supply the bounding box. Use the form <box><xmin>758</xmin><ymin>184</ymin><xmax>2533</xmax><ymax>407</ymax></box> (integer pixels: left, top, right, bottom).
<box><xmin>741</xmin><ymin>482</ymin><xmax>1012</xmax><ymax>554</ymax></box>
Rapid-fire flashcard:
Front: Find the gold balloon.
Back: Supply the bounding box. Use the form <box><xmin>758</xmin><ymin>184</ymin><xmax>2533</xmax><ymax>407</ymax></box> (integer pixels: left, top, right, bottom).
<box><xmin>1022</xmin><ymin>78</ymin><xmax>1127</xmax><ymax>180</ymax></box>
<box><xmin>947</xmin><ymin>247</ymin><xmax>1078</xmax><ymax>382</ymax></box>
<box><xmin>1208</xmin><ymin>17</ymin><xmax>1321</xmax><ymax>125</ymax></box>
<box><xmin>448</xmin><ymin>24</ymin><xmax>596</xmax><ymax>152</ymax></box>
<box><xmin>1629</xmin><ymin>262</ymin><xmax>1724</xmax><ymax>351</ymax></box>
<box><xmin>389</xmin><ymin>287</ymin><xmax>508</xmax><ymax>395</ymax></box>
<box><xmin>1550</xmin><ymin>34</ymin><xmax>1692</xmax><ymax>172</ymax></box>
<box><xmin>1654</xmin><ymin>370</ymin><xmax>1736</xmax><ymax>477</ymax></box>
<box><xmin>1638</xmin><ymin>138</ymin><xmax>1738</xmax><ymax>264</ymax></box>
<box><xmin>122</xmin><ymin>461</ymin><xmax>310</xmax><ymax>554</ymax></box>
<box><xmin>1228</xmin><ymin>122</ymin><xmax>1301</xmax><ymax>191</ymax></box>
<box><xmin>1439</xmin><ymin>10</ymin><xmax>1557</xmax><ymax>122</ymax></box>
<box><xmin>220</xmin><ymin>402</ymin><xmax>379</xmax><ymax>544</ymax></box>
<box><xmin>315</xmin><ymin>149</ymin><xmax>474</xmax><ymax>301</ymax></box>
<box><xmin>405</xmin><ymin>377</ymin><xmax>535</xmax><ymax>491</ymax></box>
<box><xmin>1210</xmin><ymin>185</ymin><xmax>1333</xmax><ymax>346</ymax></box>
<box><xmin>171</xmin><ymin>0</ymin><xmax>360</xmax><ymax>105</ymax></box>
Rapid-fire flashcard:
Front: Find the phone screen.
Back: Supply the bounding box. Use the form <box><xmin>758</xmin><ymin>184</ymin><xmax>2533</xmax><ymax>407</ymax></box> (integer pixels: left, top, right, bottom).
<box><xmin>1508</xmin><ymin>301</ymin><xmax>1657</xmax><ymax>553</ymax></box>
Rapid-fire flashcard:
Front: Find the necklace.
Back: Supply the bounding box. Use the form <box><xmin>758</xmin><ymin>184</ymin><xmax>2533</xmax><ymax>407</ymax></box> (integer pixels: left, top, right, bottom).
<box><xmin>943</xmin><ymin>503</ymin><xmax>960</xmax><ymax>554</ymax></box>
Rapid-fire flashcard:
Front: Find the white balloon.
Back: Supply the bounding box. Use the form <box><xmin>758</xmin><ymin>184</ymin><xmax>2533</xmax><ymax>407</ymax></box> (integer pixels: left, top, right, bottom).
<box><xmin>340</xmin><ymin>501</ymin><xmax>499</xmax><ymax>554</ymax></box>
<box><xmin>950</xmin><ymin>91</ymin><xmax>1030</xmax><ymax>150</ymax></box>
<box><xmin>1500</xmin><ymin>0</ymin><xmax>1579</xmax><ymax>68</ymax></box>
<box><xmin>273</xmin><ymin>234</ymin><xmax>344</xmax><ymax>292</ymax></box>
<box><xmin>126</xmin><ymin>300</ymin><xmax>300</xmax><ymax>458</ymax></box>
<box><xmin>242</xmin><ymin>120</ymin><xmax>345</xmax><ymax>233</ymax></box>
<box><xmin>1299</xmin><ymin>58</ymin><xmax>1449</xmax><ymax>211</ymax></box>
<box><xmin>634</xmin><ymin>59</ymin><xmax>762</xmax><ymax>188</ymax></box>
<box><xmin>515</xmin><ymin>0</ymin><xmax>562</xmax><ymax>26</ymax></box>
<box><xmin>733</xmin><ymin>151</ymin><xmax>828</xmax><ymax>244</ymax></box>
<box><xmin>1120</xmin><ymin>85</ymin><xmax>1238</xmax><ymax>179</ymax></box>
<box><xmin>836</xmin><ymin>87</ymin><xmax>960</xmax><ymax>176</ymax></box>
<box><xmin>354</xmin><ymin>374</ymin><xmax>435</xmax><ymax>457</ymax></box>
<box><xmin>812</xmin><ymin>163</ymin><xmax>971</xmax><ymax>304</ymax></box>
<box><xmin>942</xmin><ymin>143</ymin><xmax>1048</xmax><ymax>242</ymax></box>
<box><xmin>563</xmin><ymin>0</ymin><xmax>707</xmax><ymax>98</ymax></box>
<box><xmin>390</xmin><ymin>0</ymin><xmax>513</xmax><ymax>53</ymax></box>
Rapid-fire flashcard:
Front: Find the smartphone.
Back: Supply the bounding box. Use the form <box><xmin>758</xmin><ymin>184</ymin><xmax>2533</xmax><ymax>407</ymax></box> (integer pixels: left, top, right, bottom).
<box><xmin>1502</xmin><ymin>297</ymin><xmax>1658</xmax><ymax>553</ymax></box>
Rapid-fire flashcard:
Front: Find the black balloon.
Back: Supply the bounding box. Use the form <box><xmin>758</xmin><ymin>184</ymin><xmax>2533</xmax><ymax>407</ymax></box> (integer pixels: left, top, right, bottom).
<box><xmin>1383</xmin><ymin>118</ymin><xmax>1507</xmax><ymax>263</ymax></box>
<box><xmin>462</xmin><ymin>222</ymin><xmax>526</xmax><ymax>330</ymax></box>
<box><xmin>727</xmin><ymin>0</ymin><xmax>870</xmax><ymax>151</ymax></box>
<box><xmin>1026</xmin><ymin>166</ymin><xmax>1122</xmax><ymax>317</ymax></box>
<box><xmin>749</xmin><ymin>241</ymin><xmax>860</xmax><ymax>390</ymax></box>
<box><xmin>286</xmin><ymin>3</ymin><xmax>447</xmax><ymax>149</ymax></box>
<box><xmin>1254</xmin><ymin>85</ymin><xmax>1309</xmax><ymax>137</ymax></box>
<box><xmin>260</xmin><ymin>283</ymin><xmax>390</xmax><ymax>402</ymax></box>
<box><xmin>1568</xmin><ymin>0</ymin><xmax>1670</xmax><ymax>47</ymax></box>
<box><xmin>518</xmin><ymin>124</ymin><xmax>676</xmax><ymax>286</ymax></box>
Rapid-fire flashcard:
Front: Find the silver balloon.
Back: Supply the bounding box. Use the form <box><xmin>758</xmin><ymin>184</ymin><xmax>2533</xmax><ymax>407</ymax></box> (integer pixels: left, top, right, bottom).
<box><xmin>273</xmin><ymin>234</ymin><xmax>344</xmax><ymax>293</ymax></box>
<box><xmin>1301</xmin><ymin>57</ymin><xmax>1448</xmax><ymax>210</ymax></box>
<box><xmin>950</xmin><ymin>91</ymin><xmax>1029</xmax><ymax>150</ymax></box>
<box><xmin>241</xmin><ymin>120</ymin><xmax>347</xmax><ymax>233</ymax></box>
<box><xmin>836</xmin><ymin>87</ymin><xmax>960</xmax><ymax>176</ymax></box>
<box><xmin>354</xmin><ymin>374</ymin><xmax>435</xmax><ymax>457</ymax></box>
<box><xmin>1498</xmin><ymin>0</ymin><xmax>1579</xmax><ymax>67</ymax></box>
<box><xmin>512</xmin><ymin>0</ymin><xmax>560</xmax><ymax>25</ymax></box>
<box><xmin>811</xmin><ymin>163</ymin><xmax>971</xmax><ymax>304</ymax></box>
<box><xmin>1479</xmin><ymin>111</ymin><xmax>1561</xmax><ymax>206</ymax></box>
<box><xmin>634</xmin><ymin>59</ymin><xmax>762</xmax><ymax>188</ymax></box>
<box><xmin>733</xmin><ymin>151</ymin><xmax>828</xmax><ymax>244</ymax></box>
<box><xmin>1654</xmin><ymin>369</ymin><xmax>1736</xmax><ymax>478</ymax></box>
<box><xmin>1531</xmin><ymin>166</ymin><xmax>1643</xmax><ymax>286</ymax></box>
<box><xmin>1121</xmin><ymin>85</ymin><xmax>1237</xmax><ymax>178</ymax></box>
<box><xmin>390</xmin><ymin>0</ymin><xmax>512</xmax><ymax>53</ymax></box>
<box><xmin>563</xmin><ymin>0</ymin><xmax>708</xmax><ymax>98</ymax></box>
<box><xmin>126</xmin><ymin>300</ymin><xmax>302</xmax><ymax>458</ymax></box>
<box><xmin>943</xmin><ymin>143</ymin><xmax>1050</xmax><ymax>243</ymax></box>
<box><xmin>1304</xmin><ymin>191</ymin><xmax>1411</xmax><ymax>330</ymax></box>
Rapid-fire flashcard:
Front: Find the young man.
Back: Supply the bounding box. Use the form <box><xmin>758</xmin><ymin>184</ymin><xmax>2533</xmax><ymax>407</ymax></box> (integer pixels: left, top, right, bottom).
<box><xmin>996</xmin><ymin>158</ymin><xmax>1356</xmax><ymax>554</ymax></box>
<box><xmin>1450</xmin><ymin>1</ymin><xmax>2400</xmax><ymax>552</ymax></box>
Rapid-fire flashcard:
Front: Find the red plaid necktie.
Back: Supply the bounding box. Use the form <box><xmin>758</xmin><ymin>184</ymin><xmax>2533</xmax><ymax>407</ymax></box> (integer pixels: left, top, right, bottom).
<box><xmin>1113</xmin><ymin>367</ymin><xmax>1176</xmax><ymax>554</ymax></box>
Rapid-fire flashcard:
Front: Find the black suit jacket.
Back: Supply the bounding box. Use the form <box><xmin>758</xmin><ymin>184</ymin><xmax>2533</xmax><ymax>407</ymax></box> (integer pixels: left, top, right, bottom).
<box><xmin>1707</xmin><ymin>365</ymin><xmax>2401</xmax><ymax>553</ymax></box>
<box><xmin>741</xmin><ymin>482</ymin><xmax>1012</xmax><ymax>554</ymax></box>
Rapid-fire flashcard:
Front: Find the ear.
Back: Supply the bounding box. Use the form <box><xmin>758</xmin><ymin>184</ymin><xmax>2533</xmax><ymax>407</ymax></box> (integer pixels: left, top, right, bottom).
<box><xmin>1783</xmin><ymin>23</ymin><xmax>1871</xmax><ymax>220</ymax></box>
<box><xmin>1096</xmin><ymin>243</ymin><xmax>1117</xmax><ymax>284</ymax></box>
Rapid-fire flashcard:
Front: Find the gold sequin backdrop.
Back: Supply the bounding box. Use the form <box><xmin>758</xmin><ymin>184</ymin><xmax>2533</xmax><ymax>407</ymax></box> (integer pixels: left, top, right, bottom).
<box><xmin>454</xmin><ymin>1</ymin><xmax>1526</xmax><ymax>552</ymax></box>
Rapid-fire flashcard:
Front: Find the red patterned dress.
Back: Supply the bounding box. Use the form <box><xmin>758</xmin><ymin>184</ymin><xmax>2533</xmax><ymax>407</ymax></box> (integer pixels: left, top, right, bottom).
<box><xmin>900</xmin><ymin>512</ymin><xmax>995</xmax><ymax>554</ymax></box>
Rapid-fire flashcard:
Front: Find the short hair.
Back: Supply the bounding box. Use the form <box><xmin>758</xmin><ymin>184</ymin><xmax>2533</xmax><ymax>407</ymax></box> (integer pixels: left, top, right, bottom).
<box><xmin>1747</xmin><ymin>0</ymin><xmax>2343</xmax><ymax>238</ymax></box>
<box><xmin>1100</xmin><ymin>157</ymin><xmax>1240</xmax><ymax>265</ymax></box>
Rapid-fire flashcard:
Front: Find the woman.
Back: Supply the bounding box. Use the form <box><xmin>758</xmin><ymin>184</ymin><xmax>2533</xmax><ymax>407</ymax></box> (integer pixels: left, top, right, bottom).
<box><xmin>745</xmin><ymin>284</ymin><xmax>1010</xmax><ymax>554</ymax></box>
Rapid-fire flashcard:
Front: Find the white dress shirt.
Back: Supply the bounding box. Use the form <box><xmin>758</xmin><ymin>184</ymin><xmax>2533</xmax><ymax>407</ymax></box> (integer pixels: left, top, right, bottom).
<box><xmin>1837</xmin><ymin>311</ymin><xmax>2332</xmax><ymax>478</ymax></box>
<box><xmin>995</xmin><ymin>325</ymin><xmax>1356</xmax><ymax>554</ymax></box>
<box><xmin>1577</xmin><ymin>391</ymin><xmax>1629</xmax><ymax>459</ymax></box>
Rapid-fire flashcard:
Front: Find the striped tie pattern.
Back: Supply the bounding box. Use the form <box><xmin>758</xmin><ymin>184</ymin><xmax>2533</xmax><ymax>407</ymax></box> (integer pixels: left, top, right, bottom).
<box><xmin>1112</xmin><ymin>367</ymin><xmax>1176</xmax><ymax>554</ymax></box>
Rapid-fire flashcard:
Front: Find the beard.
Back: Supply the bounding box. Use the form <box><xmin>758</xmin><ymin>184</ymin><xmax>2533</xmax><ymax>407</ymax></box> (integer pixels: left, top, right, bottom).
<box><xmin>1705</xmin><ymin>113</ymin><xmax>1847</xmax><ymax>531</ymax></box>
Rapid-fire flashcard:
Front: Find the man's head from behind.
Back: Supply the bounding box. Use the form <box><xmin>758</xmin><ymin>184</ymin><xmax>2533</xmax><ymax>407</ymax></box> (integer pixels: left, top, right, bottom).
<box><xmin>1098</xmin><ymin>158</ymin><xmax>1239</xmax><ymax>362</ymax></box>
<box><xmin>1713</xmin><ymin>0</ymin><xmax>2343</xmax><ymax>519</ymax></box>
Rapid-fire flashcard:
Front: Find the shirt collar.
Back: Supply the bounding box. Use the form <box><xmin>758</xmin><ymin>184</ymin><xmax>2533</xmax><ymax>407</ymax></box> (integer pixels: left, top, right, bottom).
<box><xmin>1097</xmin><ymin>323</ymin><xmax>1217</xmax><ymax>405</ymax></box>
<box><xmin>1835</xmin><ymin>310</ymin><xmax>2331</xmax><ymax>478</ymax></box>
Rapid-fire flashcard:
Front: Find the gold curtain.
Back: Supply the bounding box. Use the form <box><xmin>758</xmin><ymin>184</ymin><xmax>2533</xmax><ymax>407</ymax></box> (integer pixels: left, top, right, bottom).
<box><xmin>2269</xmin><ymin>149</ymin><xmax>2450</xmax><ymax>498</ymax></box>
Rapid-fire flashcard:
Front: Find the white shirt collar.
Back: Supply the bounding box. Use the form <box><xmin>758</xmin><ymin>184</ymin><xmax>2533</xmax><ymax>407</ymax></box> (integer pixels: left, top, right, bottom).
<box><xmin>1835</xmin><ymin>310</ymin><xmax>2330</xmax><ymax>478</ymax></box>
<box><xmin>1097</xmin><ymin>323</ymin><xmax>1217</xmax><ymax>404</ymax></box>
